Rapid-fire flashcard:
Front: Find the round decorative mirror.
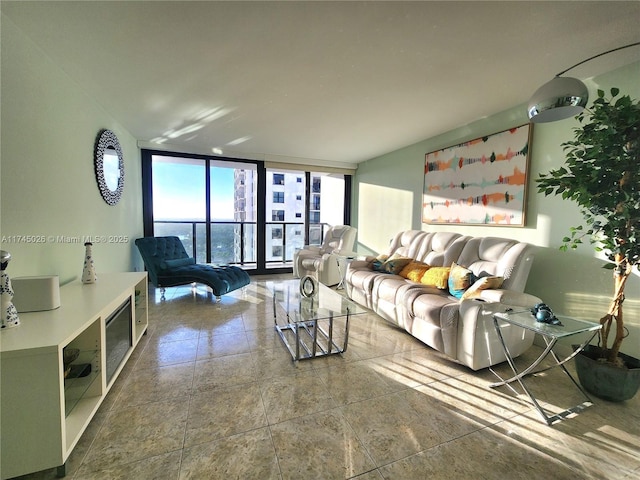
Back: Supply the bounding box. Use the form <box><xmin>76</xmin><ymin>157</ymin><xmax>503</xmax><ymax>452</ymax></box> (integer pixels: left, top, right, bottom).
<box><xmin>94</xmin><ymin>129</ymin><xmax>124</xmax><ymax>205</ymax></box>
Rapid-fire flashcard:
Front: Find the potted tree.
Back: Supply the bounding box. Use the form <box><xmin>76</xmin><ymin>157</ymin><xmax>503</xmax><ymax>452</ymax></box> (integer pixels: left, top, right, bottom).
<box><xmin>537</xmin><ymin>87</ymin><xmax>640</xmax><ymax>401</ymax></box>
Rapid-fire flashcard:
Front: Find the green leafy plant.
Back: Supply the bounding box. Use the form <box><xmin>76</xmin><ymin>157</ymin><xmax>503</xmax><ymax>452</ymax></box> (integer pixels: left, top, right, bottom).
<box><xmin>537</xmin><ymin>88</ymin><xmax>640</xmax><ymax>366</ymax></box>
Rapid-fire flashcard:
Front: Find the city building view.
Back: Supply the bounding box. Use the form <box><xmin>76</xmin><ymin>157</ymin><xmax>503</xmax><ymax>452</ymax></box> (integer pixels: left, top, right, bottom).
<box><xmin>150</xmin><ymin>155</ymin><xmax>345</xmax><ymax>270</ymax></box>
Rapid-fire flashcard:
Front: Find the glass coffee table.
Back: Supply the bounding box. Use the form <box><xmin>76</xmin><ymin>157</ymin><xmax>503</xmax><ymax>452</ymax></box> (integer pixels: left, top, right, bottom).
<box><xmin>490</xmin><ymin>310</ymin><xmax>601</xmax><ymax>425</ymax></box>
<box><xmin>270</xmin><ymin>279</ymin><xmax>367</xmax><ymax>361</ymax></box>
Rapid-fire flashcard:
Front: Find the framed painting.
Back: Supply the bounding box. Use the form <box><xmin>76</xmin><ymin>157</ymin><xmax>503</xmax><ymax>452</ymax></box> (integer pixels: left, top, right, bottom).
<box><xmin>422</xmin><ymin>124</ymin><xmax>532</xmax><ymax>226</ymax></box>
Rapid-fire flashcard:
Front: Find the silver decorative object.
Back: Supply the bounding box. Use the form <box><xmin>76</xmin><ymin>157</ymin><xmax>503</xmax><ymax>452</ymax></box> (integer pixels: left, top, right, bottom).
<box><xmin>299</xmin><ymin>275</ymin><xmax>318</xmax><ymax>298</ymax></box>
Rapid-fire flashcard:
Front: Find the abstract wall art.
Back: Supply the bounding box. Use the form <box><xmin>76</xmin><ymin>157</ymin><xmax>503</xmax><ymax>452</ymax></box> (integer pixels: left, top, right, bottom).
<box><xmin>422</xmin><ymin>124</ymin><xmax>532</xmax><ymax>226</ymax></box>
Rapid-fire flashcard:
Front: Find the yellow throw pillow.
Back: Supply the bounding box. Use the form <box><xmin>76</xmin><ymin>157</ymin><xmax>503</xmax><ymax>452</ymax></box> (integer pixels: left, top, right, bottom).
<box><xmin>461</xmin><ymin>276</ymin><xmax>504</xmax><ymax>300</ymax></box>
<box><xmin>399</xmin><ymin>261</ymin><xmax>431</xmax><ymax>282</ymax></box>
<box><xmin>420</xmin><ymin>266</ymin><xmax>451</xmax><ymax>289</ymax></box>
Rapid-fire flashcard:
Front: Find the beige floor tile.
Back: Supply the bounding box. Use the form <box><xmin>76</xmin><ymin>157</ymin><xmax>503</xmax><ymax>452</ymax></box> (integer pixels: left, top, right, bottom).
<box><xmin>115</xmin><ymin>362</ymin><xmax>194</xmax><ymax>408</ymax></box>
<box><xmin>72</xmin><ymin>451</ymin><xmax>181</xmax><ymax>480</ymax></box>
<box><xmin>147</xmin><ymin>320</ymin><xmax>201</xmax><ymax>344</ymax></box>
<box><xmin>350</xmin><ymin>470</ymin><xmax>385</xmax><ymax>479</ymax></box>
<box><xmin>184</xmin><ymin>383</ymin><xmax>268</xmax><ymax>447</ymax></box>
<box><xmin>259</xmin><ymin>370</ymin><xmax>338</xmax><ymax>425</ymax></box>
<box><xmin>342</xmin><ymin>389</ymin><xmax>479</xmax><ymax>467</ymax></box>
<box><xmin>249</xmin><ymin>345</ymin><xmax>315</xmax><ymax>380</ymax></box>
<box><xmin>366</xmin><ymin>348</ymin><xmax>465</xmax><ymax>388</ymax></box>
<box><xmin>79</xmin><ymin>398</ymin><xmax>189</xmax><ymax>473</ymax></box>
<box><xmin>490</xmin><ymin>399</ymin><xmax>640</xmax><ymax>479</ymax></box>
<box><xmin>136</xmin><ymin>337</ymin><xmax>199</xmax><ymax>369</ymax></box>
<box><xmin>270</xmin><ymin>409</ymin><xmax>376</xmax><ymax>480</ymax></box>
<box><xmin>413</xmin><ymin>374</ymin><xmax>532</xmax><ymax>426</ymax></box>
<box><xmin>196</xmin><ymin>330</ymin><xmax>252</xmax><ymax>359</ymax></box>
<box><xmin>346</xmin><ymin>326</ymin><xmax>410</xmax><ymax>360</ymax></box>
<box><xmin>244</xmin><ymin>325</ymin><xmax>283</xmax><ymax>352</ymax></box>
<box><xmin>16</xmin><ymin>277</ymin><xmax>635</xmax><ymax>480</ymax></box>
<box><xmin>193</xmin><ymin>352</ymin><xmax>258</xmax><ymax>391</ymax></box>
<box><xmin>179</xmin><ymin>428</ymin><xmax>280</xmax><ymax>480</ymax></box>
<box><xmin>242</xmin><ymin>310</ymin><xmax>278</xmax><ymax>331</ymax></box>
<box><xmin>315</xmin><ymin>359</ymin><xmax>403</xmax><ymax>405</ymax></box>
<box><xmin>199</xmin><ymin>312</ymin><xmax>245</xmax><ymax>334</ymax></box>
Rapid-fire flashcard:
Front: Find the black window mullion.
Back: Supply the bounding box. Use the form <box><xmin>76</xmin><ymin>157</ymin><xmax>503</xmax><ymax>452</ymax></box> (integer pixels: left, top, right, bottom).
<box><xmin>256</xmin><ymin>163</ymin><xmax>267</xmax><ymax>272</ymax></box>
<box><xmin>205</xmin><ymin>158</ymin><xmax>211</xmax><ymax>263</ymax></box>
<box><xmin>141</xmin><ymin>150</ymin><xmax>154</xmax><ymax>237</ymax></box>
<box><xmin>304</xmin><ymin>171</ymin><xmax>311</xmax><ymax>245</ymax></box>
<box><xmin>344</xmin><ymin>174</ymin><xmax>352</xmax><ymax>225</ymax></box>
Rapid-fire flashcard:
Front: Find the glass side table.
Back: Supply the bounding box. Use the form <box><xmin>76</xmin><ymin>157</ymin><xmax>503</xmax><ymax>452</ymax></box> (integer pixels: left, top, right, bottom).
<box><xmin>270</xmin><ymin>279</ymin><xmax>367</xmax><ymax>361</ymax></box>
<box><xmin>490</xmin><ymin>310</ymin><xmax>601</xmax><ymax>425</ymax></box>
<box><xmin>335</xmin><ymin>251</ymin><xmax>358</xmax><ymax>290</ymax></box>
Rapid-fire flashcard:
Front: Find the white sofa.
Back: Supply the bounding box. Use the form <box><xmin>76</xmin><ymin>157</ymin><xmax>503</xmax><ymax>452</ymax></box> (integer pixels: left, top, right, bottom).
<box><xmin>345</xmin><ymin>230</ymin><xmax>542</xmax><ymax>370</ymax></box>
<box><xmin>293</xmin><ymin>225</ymin><xmax>357</xmax><ymax>286</ymax></box>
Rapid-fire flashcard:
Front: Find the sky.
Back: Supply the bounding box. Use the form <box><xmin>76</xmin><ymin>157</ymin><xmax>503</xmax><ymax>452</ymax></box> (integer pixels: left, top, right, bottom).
<box><xmin>152</xmin><ymin>162</ymin><xmax>235</xmax><ymax>221</ymax></box>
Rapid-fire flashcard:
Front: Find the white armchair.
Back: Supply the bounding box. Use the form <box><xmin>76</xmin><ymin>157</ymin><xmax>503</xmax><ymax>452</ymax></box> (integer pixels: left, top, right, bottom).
<box><xmin>293</xmin><ymin>225</ymin><xmax>357</xmax><ymax>286</ymax></box>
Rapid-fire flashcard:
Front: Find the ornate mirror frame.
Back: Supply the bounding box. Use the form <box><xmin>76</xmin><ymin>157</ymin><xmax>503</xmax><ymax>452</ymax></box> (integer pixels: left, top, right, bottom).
<box><xmin>94</xmin><ymin>129</ymin><xmax>124</xmax><ymax>205</ymax></box>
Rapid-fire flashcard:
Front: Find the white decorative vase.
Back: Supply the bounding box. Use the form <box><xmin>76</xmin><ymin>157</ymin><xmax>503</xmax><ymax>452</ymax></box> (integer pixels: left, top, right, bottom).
<box><xmin>1</xmin><ymin>250</ymin><xmax>20</xmax><ymax>329</ymax></box>
<box><xmin>82</xmin><ymin>242</ymin><xmax>97</xmax><ymax>284</ymax></box>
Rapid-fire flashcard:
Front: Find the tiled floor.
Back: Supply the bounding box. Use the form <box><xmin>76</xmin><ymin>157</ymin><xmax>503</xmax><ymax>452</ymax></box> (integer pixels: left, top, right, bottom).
<box><xmin>15</xmin><ymin>276</ymin><xmax>640</xmax><ymax>479</ymax></box>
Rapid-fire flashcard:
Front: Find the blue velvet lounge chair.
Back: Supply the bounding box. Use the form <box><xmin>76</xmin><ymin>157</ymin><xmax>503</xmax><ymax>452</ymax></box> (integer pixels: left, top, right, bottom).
<box><xmin>135</xmin><ymin>236</ymin><xmax>250</xmax><ymax>301</ymax></box>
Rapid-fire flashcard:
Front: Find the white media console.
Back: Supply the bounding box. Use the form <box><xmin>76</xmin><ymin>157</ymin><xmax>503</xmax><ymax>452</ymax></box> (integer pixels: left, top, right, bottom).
<box><xmin>0</xmin><ymin>272</ymin><xmax>148</xmax><ymax>479</ymax></box>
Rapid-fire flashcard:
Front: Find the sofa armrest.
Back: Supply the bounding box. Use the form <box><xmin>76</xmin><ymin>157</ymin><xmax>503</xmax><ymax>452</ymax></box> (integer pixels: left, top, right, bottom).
<box><xmin>333</xmin><ymin>249</ymin><xmax>359</xmax><ymax>258</ymax></box>
<box><xmin>348</xmin><ymin>258</ymin><xmax>373</xmax><ymax>270</ymax></box>
<box><xmin>457</xmin><ymin>290</ymin><xmax>542</xmax><ymax>370</ymax></box>
<box><xmin>475</xmin><ymin>289</ymin><xmax>541</xmax><ymax>307</ymax></box>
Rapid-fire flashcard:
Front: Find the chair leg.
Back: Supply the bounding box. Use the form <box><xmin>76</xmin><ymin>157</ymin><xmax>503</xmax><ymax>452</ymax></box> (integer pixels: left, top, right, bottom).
<box><xmin>160</xmin><ymin>287</ymin><xmax>166</xmax><ymax>301</ymax></box>
<box><xmin>216</xmin><ymin>295</ymin><xmax>221</xmax><ymax>303</ymax></box>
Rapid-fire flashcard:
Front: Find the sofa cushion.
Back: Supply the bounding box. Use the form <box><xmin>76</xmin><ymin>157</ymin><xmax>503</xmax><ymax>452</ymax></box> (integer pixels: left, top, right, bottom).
<box><xmin>399</xmin><ymin>261</ymin><xmax>431</xmax><ymax>282</ymax></box>
<box><xmin>409</xmin><ymin>294</ymin><xmax>460</xmax><ymax>355</ymax></box>
<box><xmin>461</xmin><ymin>276</ymin><xmax>504</xmax><ymax>300</ymax></box>
<box><xmin>416</xmin><ymin>232</ymin><xmax>469</xmax><ymax>267</ymax></box>
<box><xmin>420</xmin><ymin>266</ymin><xmax>451</xmax><ymax>289</ymax></box>
<box><xmin>161</xmin><ymin>257</ymin><xmax>196</xmax><ymax>270</ymax></box>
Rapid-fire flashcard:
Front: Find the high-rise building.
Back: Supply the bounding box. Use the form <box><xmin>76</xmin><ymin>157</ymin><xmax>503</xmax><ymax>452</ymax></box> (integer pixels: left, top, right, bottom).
<box><xmin>233</xmin><ymin>170</ymin><xmax>310</xmax><ymax>265</ymax></box>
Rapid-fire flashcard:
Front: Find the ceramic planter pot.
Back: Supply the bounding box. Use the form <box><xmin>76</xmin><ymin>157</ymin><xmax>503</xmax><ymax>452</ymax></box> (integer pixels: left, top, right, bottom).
<box><xmin>574</xmin><ymin>344</ymin><xmax>640</xmax><ymax>402</ymax></box>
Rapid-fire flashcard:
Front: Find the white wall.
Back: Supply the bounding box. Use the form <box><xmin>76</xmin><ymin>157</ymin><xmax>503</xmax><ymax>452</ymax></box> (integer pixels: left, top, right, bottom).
<box><xmin>353</xmin><ymin>61</ymin><xmax>640</xmax><ymax>358</ymax></box>
<box><xmin>1</xmin><ymin>15</ymin><xmax>143</xmax><ymax>284</ymax></box>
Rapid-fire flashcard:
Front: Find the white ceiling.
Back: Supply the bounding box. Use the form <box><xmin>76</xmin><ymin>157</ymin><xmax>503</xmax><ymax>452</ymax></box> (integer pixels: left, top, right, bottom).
<box><xmin>3</xmin><ymin>1</ymin><xmax>640</xmax><ymax>169</ymax></box>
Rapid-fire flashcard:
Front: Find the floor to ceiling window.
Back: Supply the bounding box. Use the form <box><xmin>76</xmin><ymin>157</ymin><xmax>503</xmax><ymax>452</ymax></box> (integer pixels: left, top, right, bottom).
<box><xmin>309</xmin><ymin>171</ymin><xmax>345</xmax><ymax>245</ymax></box>
<box><xmin>142</xmin><ymin>150</ymin><xmax>352</xmax><ymax>274</ymax></box>
<box><xmin>151</xmin><ymin>156</ymin><xmax>206</xmax><ymax>261</ymax></box>
<box><xmin>146</xmin><ymin>154</ymin><xmax>258</xmax><ymax>267</ymax></box>
<box><xmin>265</xmin><ymin>168</ymin><xmax>306</xmax><ymax>265</ymax></box>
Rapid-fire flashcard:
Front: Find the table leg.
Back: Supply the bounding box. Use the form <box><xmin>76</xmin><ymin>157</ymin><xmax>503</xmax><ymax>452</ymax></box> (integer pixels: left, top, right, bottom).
<box><xmin>311</xmin><ymin>320</ymin><xmax>318</xmax><ymax>357</ymax></box>
<box><xmin>490</xmin><ymin>317</ymin><xmax>551</xmax><ymax>423</ymax></box>
<box><xmin>343</xmin><ymin>309</ymin><xmax>350</xmax><ymax>353</ymax></box>
<box><xmin>336</xmin><ymin>257</ymin><xmax>345</xmax><ymax>290</ymax></box>
<box><xmin>328</xmin><ymin>313</ymin><xmax>334</xmax><ymax>354</ymax></box>
<box><xmin>295</xmin><ymin>321</ymin><xmax>300</xmax><ymax>360</ymax></box>
<box><xmin>272</xmin><ymin>293</ymin><xmax>277</xmax><ymax>326</ymax></box>
<box><xmin>489</xmin><ymin>316</ymin><xmax>596</xmax><ymax>425</ymax></box>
